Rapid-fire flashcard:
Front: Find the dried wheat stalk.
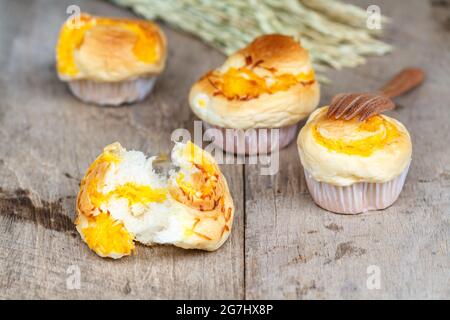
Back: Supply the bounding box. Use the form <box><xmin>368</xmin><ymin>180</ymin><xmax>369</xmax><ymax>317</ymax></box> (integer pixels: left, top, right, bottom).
<box><xmin>111</xmin><ymin>0</ymin><xmax>392</xmax><ymax>81</ymax></box>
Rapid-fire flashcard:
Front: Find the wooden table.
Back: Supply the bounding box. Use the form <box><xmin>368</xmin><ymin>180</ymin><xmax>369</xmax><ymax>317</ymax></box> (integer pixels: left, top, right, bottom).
<box><xmin>0</xmin><ymin>0</ymin><xmax>449</xmax><ymax>299</ymax></box>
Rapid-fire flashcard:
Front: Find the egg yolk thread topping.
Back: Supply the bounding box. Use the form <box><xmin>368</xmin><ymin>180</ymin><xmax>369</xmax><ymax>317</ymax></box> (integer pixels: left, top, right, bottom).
<box><xmin>79</xmin><ymin>148</ymin><xmax>167</xmax><ymax>211</ymax></box>
<box><xmin>77</xmin><ymin>146</ymin><xmax>168</xmax><ymax>257</ymax></box>
<box><xmin>312</xmin><ymin>115</ymin><xmax>402</xmax><ymax>157</ymax></box>
<box><xmin>172</xmin><ymin>142</ymin><xmax>223</xmax><ymax>212</ymax></box>
<box><xmin>206</xmin><ymin>55</ymin><xmax>315</xmax><ymax>101</ymax></box>
<box><xmin>171</xmin><ymin>142</ymin><xmax>232</xmax><ymax>241</ymax></box>
<box><xmin>78</xmin><ymin>149</ymin><xmax>122</xmax><ymax>212</ymax></box>
<box><xmin>57</xmin><ymin>14</ymin><xmax>161</xmax><ymax>77</ymax></box>
<box><xmin>82</xmin><ymin>211</ymin><xmax>135</xmax><ymax>257</ymax></box>
<box><xmin>77</xmin><ymin>142</ymin><xmax>233</xmax><ymax>253</ymax></box>
<box><xmin>107</xmin><ymin>183</ymin><xmax>167</xmax><ymax>206</ymax></box>
<box><xmin>85</xmin><ymin>175</ymin><xmax>167</xmax><ymax>213</ymax></box>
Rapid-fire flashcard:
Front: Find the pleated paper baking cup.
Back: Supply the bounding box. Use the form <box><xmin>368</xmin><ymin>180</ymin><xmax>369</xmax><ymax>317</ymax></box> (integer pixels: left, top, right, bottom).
<box><xmin>67</xmin><ymin>77</ymin><xmax>157</xmax><ymax>106</ymax></box>
<box><xmin>304</xmin><ymin>162</ymin><xmax>410</xmax><ymax>214</ymax></box>
<box><xmin>203</xmin><ymin>122</ymin><xmax>298</xmax><ymax>155</ymax></box>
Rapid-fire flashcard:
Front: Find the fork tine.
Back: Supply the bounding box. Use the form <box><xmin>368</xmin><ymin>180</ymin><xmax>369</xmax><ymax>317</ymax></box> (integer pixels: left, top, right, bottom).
<box><xmin>357</xmin><ymin>96</ymin><xmax>383</xmax><ymax>121</ymax></box>
<box><xmin>359</xmin><ymin>97</ymin><xmax>395</xmax><ymax>121</ymax></box>
<box><xmin>334</xmin><ymin>93</ymin><xmax>359</xmax><ymax>119</ymax></box>
<box><xmin>328</xmin><ymin>92</ymin><xmax>395</xmax><ymax>121</ymax></box>
<box><xmin>343</xmin><ymin>94</ymin><xmax>377</xmax><ymax>120</ymax></box>
<box><xmin>327</xmin><ymin>93</ymin><xmax>346</xmax><ymax>117</ymax></box>
<box><xmin>341</xmin><ymin>94</ymin><xmax>367</xmax><ymax>120</ymax></box>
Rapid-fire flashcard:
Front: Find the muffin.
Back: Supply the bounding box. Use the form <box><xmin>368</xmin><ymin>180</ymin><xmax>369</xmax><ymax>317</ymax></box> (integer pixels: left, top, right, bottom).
<box><xmin>297</xmin><ymin>106</ymin><xmax>412</xmax><ymax>214</ymax></box>
<box><xmin>189</xmin><ymin>34</ymin><xmax>320</xmax><ymax>155</ymax></box>
<box><xmin>56</xmin><ymin>13</ymin><xmax>167</xmax><ymax>106</ymax></box>
<box><xmin>76</xmin><ymin>141</ymin><xmax>234</xmax><ymax>259</ymax></box>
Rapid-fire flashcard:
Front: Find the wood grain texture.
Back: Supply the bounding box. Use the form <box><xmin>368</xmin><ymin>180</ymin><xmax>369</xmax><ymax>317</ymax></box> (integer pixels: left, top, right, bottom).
<box><xmin>244</xmin><ymin>0</ymin><xmax>450</xmax><ymax>299</ymax></box>
<box><xmin>0</xmin><ymin>0</ymin><xmax>449</xmax><ymax>299</ymax></box>
<box><xmin>0</xmin><ymin>0</ymin><xmax>244</xmax><ymax>299</ymax></box>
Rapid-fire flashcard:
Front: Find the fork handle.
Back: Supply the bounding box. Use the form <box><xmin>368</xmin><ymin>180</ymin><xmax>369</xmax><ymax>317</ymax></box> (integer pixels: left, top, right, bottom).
<box><xmin>379</xmin><ymin>67</ymin><xmax>425</xmax><ymax>99</ymax></box>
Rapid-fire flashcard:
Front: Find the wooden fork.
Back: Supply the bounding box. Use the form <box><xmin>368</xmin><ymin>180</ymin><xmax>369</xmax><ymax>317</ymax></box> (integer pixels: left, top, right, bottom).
<box><xmin>327</xmin><ymin>68</ymin><xmax>425</xmax><ymax>121</ymax></box>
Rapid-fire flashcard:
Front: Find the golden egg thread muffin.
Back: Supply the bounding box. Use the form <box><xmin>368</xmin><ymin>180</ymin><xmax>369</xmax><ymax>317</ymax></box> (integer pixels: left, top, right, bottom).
<box><xmin>56</xmin><ymin>13</ymin><xmax>167</xmax><ymax>106</ymax></box>
<box><xmin>297</xmin><ymin>106</ymin><xmax>412</xmax><ymax>214</ymax></box>
<box><xmin>189</xmin><ymin>34</ymin><xmax>320</xmax><ymax>155</ymax></box>
<box><xmin>75</xmin><ymin>141</ymin><xmax>234</xmax><ymax>259</ymax></box>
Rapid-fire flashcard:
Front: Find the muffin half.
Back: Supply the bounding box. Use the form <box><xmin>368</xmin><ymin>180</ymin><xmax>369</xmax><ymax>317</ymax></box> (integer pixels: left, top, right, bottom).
<box><xmin>76</xmin><ymin>141</ymin><xmax>234</xmax><ymax>258</ymax></box>
<box><xmin>189</xmin><ymin>34</ymin><xmax>320</xmax><ymax>155</ymax></box>
<box><xmin>56</xmin><ymin>13</ymin><xmax>167</xmax><ymax>106</ymax></box>
<box><xmin>297</xmin><ymin>107</ymin><xmax>412</xmax><ymax>214</ymax></box>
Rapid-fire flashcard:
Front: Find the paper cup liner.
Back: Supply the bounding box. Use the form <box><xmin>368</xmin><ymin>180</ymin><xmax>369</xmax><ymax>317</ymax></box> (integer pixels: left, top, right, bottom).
<box><xmin>203</xmin><ymin>122</ymin><xmax>298</xmax><ymax>155</ymax></box>
<box><xmin>67</xmin><ymin>76</ymin><xmax>157</xmax><ymax>106</ymax></box>
<box><xmin>304</xmin><ymin>163</ymin><xmax>410</xmax><ymax>214</ymax></box>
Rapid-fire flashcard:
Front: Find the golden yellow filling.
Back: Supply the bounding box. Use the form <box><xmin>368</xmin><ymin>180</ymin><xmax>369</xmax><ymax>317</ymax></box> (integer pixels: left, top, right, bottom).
<box><xmin>176</xmin><ymin>171</ymin><xmax>217</xmax><ymax>200</ymax></box>
<box><xmin>79</xmin><ymin>146</ymin><xmax>168</xmax><ymax>257</ymax></box>
<box><xmin>84</xmin><ymin>150</ymin><xmax>121</xmax><ymax>208</ymax></box>
<box><xmin>174</xmin><ymin>142</ymin><xmax>229</xmax><ymax>240</ymax></box>
<box><xmin>83</xmin><ymin>147</ymin><xmax>167</xmax><ymax>209</ymax></box>
<box><xmin>312</xmin><ymin>115</ymin><xmax>402</xmax><ymax>157</ymax></box>
<box><xmin>82</xmin><ymin>212</ymin><xmax>135</xmax><ymax>257</ymax></box>
<box><xmin>210</xmin><ymin>67</ymin><xmax>315</xmax><ymax>100</ymax></box>
<box><xmin>56</xmin><ymin>14</ymin><xmax>160</xmax><ymax>77</ymax></box>
<box><xmin>56</xmin><ymin>15</ymin><xmax>93</xmax><ymax>77</ymax></box>
<box><xmin>108</xmin><ymin>183</ymin><xmax>167</xmax><ymax>206</ymax></box>
<box><xmin>177</xmin><ymin>141</ymin><xmax>217</xmax><ymax>196</ymax></box>
<box><xmin>183</xmin><ymin>141</ymin><xmax>217</xmax><ymax>176</ymax></box>
<box><xmin>88</xmin><ymin>170</ymin><xmax>167</xmax><ymax>209</ymax></box>
<box><xmin>170</xmin><ymin>142</ymin><xmax>223</xmax><ymax>212</ymax></box>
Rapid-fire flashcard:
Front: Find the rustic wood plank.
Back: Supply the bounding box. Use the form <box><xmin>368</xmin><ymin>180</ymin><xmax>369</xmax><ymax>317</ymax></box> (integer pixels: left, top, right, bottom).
<box><xmin>1</xmin><ymin>0</ymin><xmax>449</xmax><ymax>300</ymax></box>
<box><xmin>244</xmin><ymin>0</ymin><xmax>450</xmax><ymax>299</ymax></box>
<box><xmin>0</xmin><ymin>0</ymin><xmax>244</xmax><ymax>299</ymax></box>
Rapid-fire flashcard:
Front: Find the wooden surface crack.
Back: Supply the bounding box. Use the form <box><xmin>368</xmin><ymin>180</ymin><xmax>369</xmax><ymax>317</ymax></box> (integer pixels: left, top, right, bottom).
<box><xmin>0</xmin><ymin>187</ymin><xmax>75</xmax><ymax>233</ymax></box>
